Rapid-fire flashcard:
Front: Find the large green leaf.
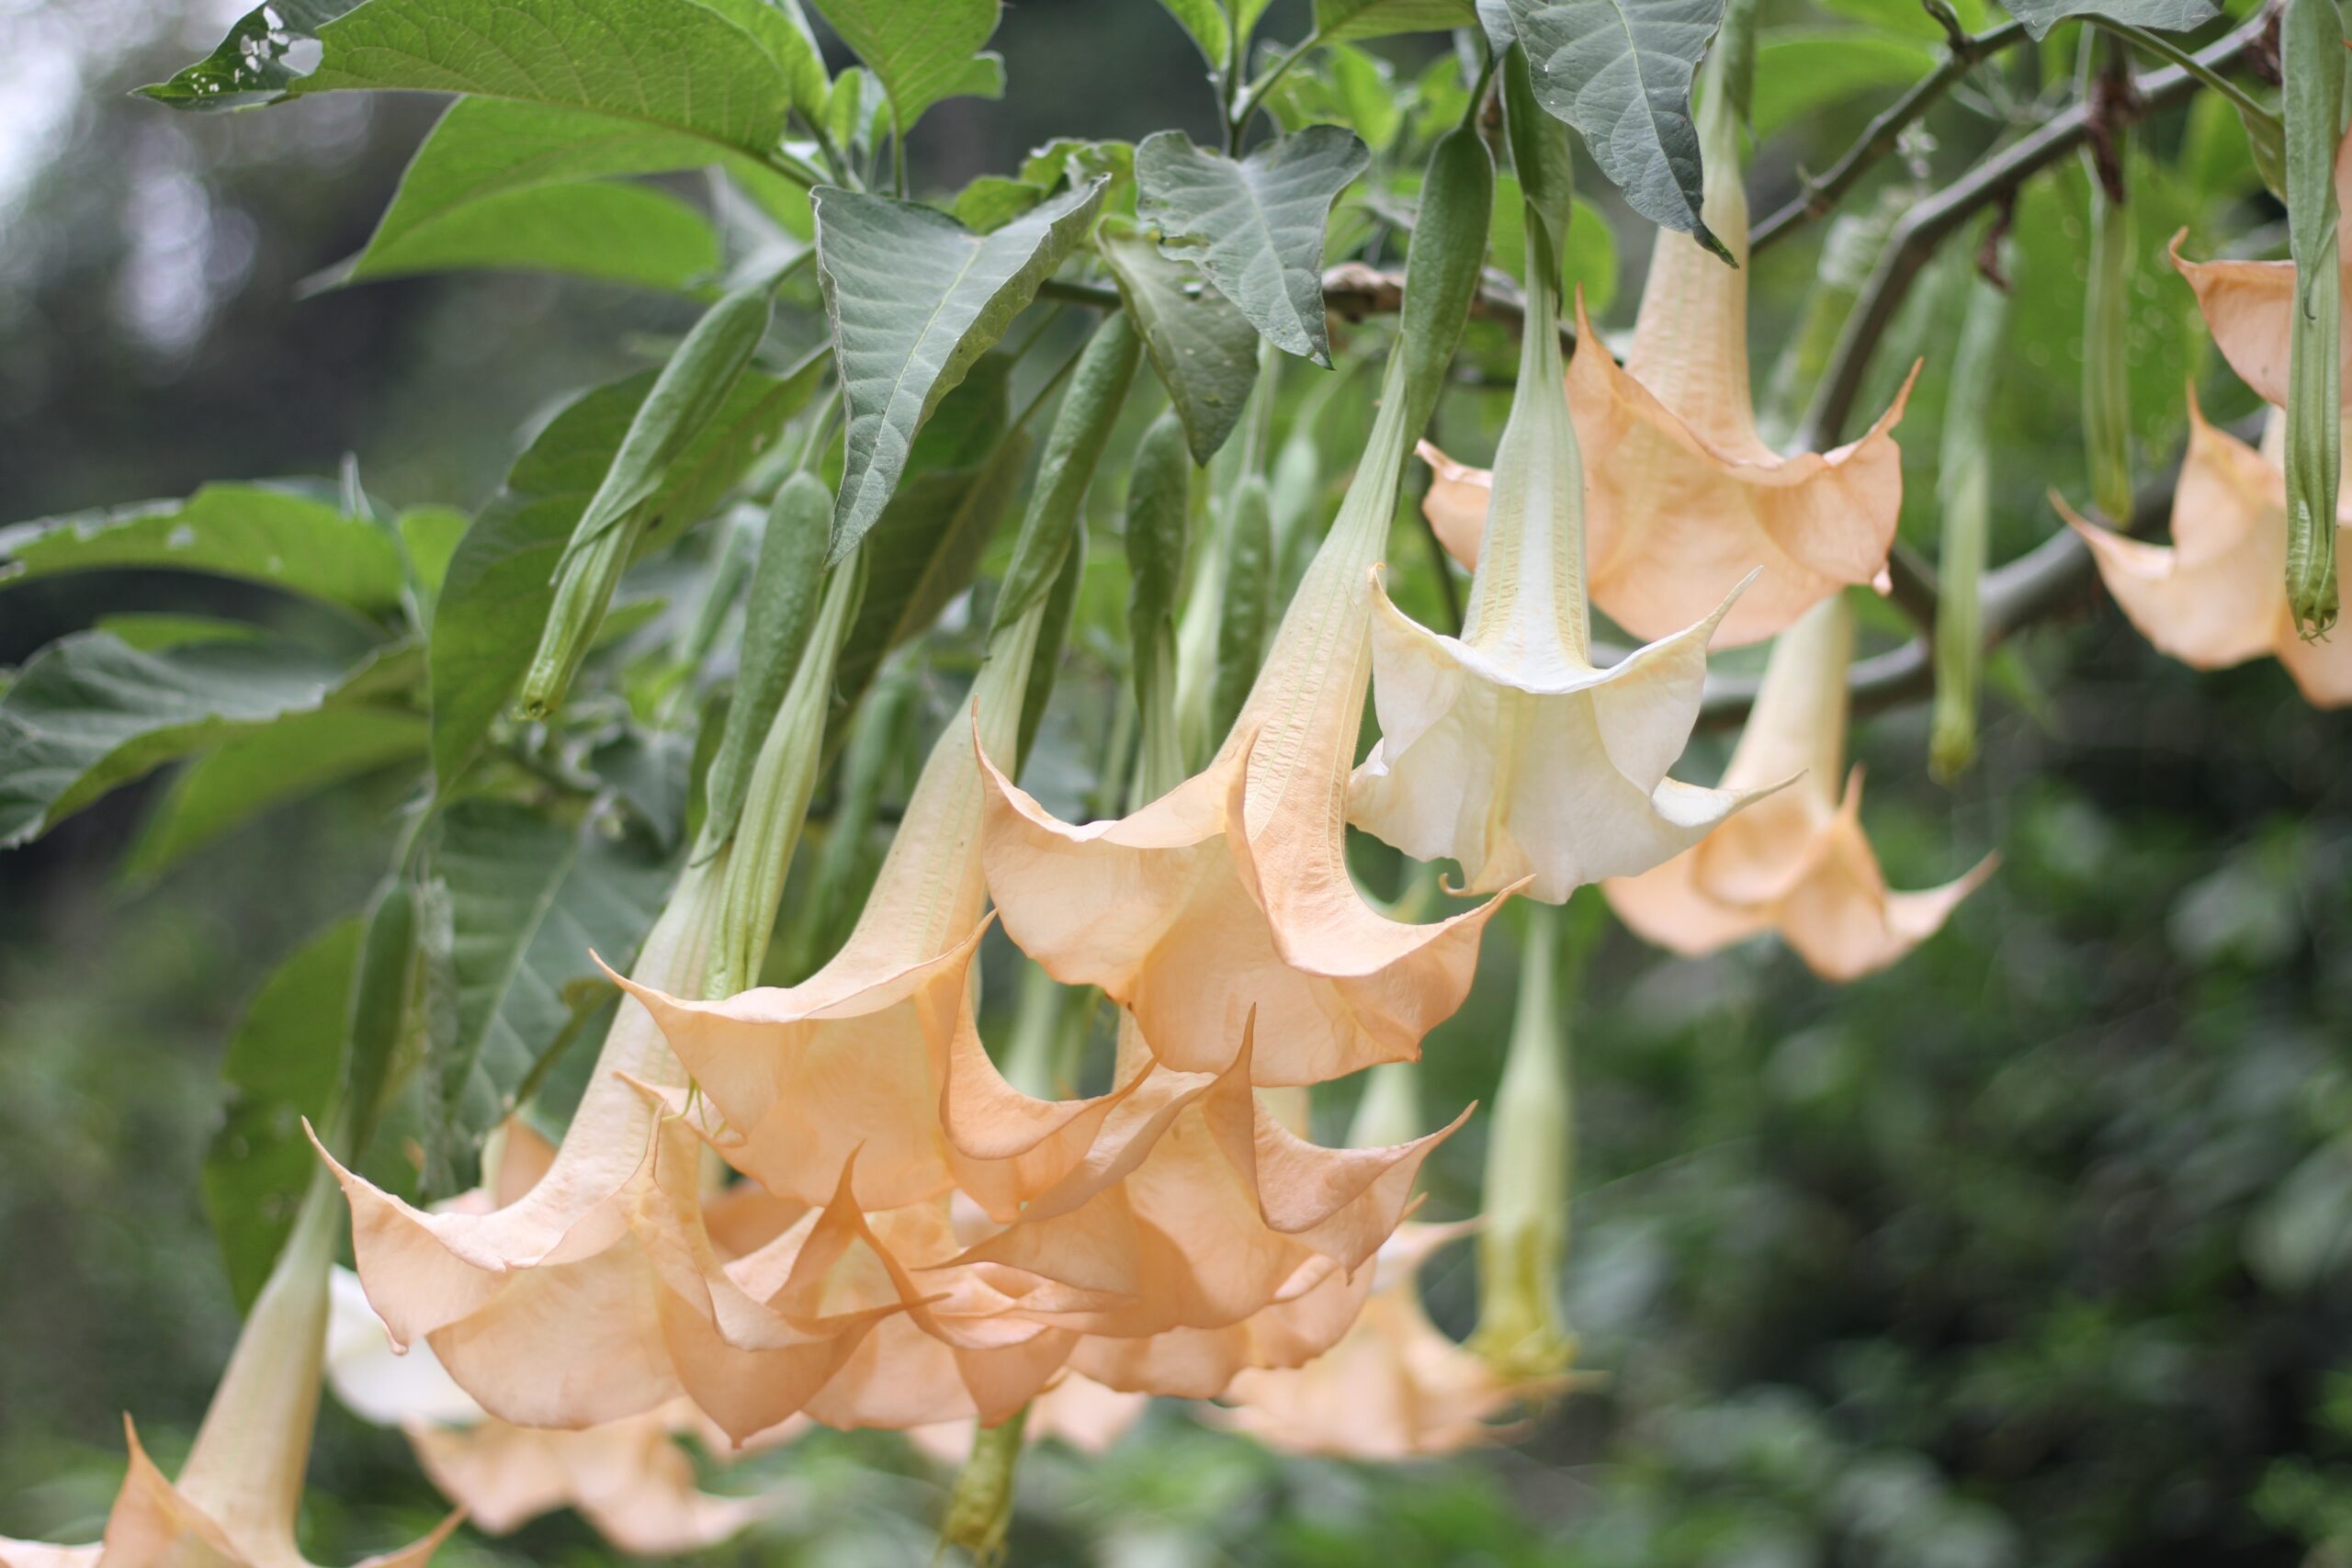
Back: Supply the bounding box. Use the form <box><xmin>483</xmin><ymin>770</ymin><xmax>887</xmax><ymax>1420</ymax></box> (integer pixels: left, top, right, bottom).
<box><xmin>422</xmin><ymin>800</ymin><xmax>671</xmax><ymax>1193</ymax></box>
<box><xmin>204</xmin><ymin>918</ymin><xmax>363</xmax><ymax>1309</ymax></box>
<box><xmin>1099</xmin><ymin>227</ymin><xmax>1261</xmax><ymax>466</ymax></box>
<box><xmin>1135</xmin><ymin>127</ymin><xmax>1370</xmax><ymax>367</ymax></box>
<box><xmin>122</xmin><ymin>705</ymin><xmax>429</xmax><ymax>883</ymax></box>
<box><xmin>1505</xmin><ymin>0</ymin><xmax>1730</xmax><ymax>262</ymax></box>
<box><xmin>1315</xmin><ymin>0</ymin><xmax>1479</xmax><ymax>41</ymax></box>
<box><xmin>294</xmin><ymin>0</ymin><xmax>792</xmax><ymax>153</ymax></box>
<box><xmin>0</xmin><ymin>483</ymin><xmax>403</xmax><ymax>617</ymax></box>
<box><xmin>817</xmin><ymin>180</ymin><xmax>1106</xmax><ymax>558</ymax></box>
<box><xmin>428</xmin><ymin>368</ymin><xmax>802</xmax><ymax>782</ymax></box>
<box><xmin>338</xmin><ymin>99</ymin><xmax>736</xmax><ymax>291</ymax></box>
<box><xmin>0</xmin><ymin>632</ymin><xmax>352</xmax><ymax>849</ymax></box>
<box><xmin>2002</xmin><ymin>0</ymin><xmax>2219</xmax><ymax>38</ymax></box>
<box><xmin>808</xmin><ymin>0</ymin><xmax>1000</xmax><ymax>133</ymax></box>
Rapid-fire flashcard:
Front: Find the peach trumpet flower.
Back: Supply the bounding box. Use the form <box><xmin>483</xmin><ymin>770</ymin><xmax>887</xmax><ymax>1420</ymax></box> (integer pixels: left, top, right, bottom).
<box><xmin>1604</xmin><ymin>594</ymin><xmax>1994</xmax><ymax>980</ymax></box>
<box><xmin>321</xmin><ymin>1127</ymin><xmax>778</xmax><ymax>1557</ymax></box>
<box><xmin>927</xmin><ymin>1015</ymin><xmax>1465</xmax><ymax>1399</ymax></box>
<box><xmin>618</xmin><ymin>602</ymin><xmax>1139</xmax><ymax>1216</ymax></box>
<box><xmin>2061</xmin><ymin>399</ymin><xmax>2352</xmax><ymax>705</ymax></box>
<box><xmin>0</xmin><ymin>1168</ymin><xmax>459</xmax><ymax>1568</ymax></box>
<box><xmin>2170</xmin><ymin>130</ymin><xmax>2352</xmax><ymax>408</ymax></box>
<box><xmin>1419</xmin><ymin>64</ymin><xmax>1910</xmax><ymax>648</ymax></box>
<box><xmin>315</xmin><ymin>857</ymin><xmax>910</xmax><ymax>1442</ymax></box>
<box><xmin>1350</xmin><ymin>221</ymin><xmax>1770</xmax><ymax>901</ymax></box>
<box><xmin>978</xmin><ymin>346</ymin><xmax>1510</xmax><ymax>1088</ymax></box>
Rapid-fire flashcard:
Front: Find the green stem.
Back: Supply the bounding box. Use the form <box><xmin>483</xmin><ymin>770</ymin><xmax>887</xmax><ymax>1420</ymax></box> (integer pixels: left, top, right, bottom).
<box><xmin>1228</xmin><ymin>27</ymin><xmax>1326</xmax><ymax>150</ymax></box>
<box><xmin>2095</xmin><ymin>17</ymin><xmax>2280</xmax><ymax>129</ymax></box>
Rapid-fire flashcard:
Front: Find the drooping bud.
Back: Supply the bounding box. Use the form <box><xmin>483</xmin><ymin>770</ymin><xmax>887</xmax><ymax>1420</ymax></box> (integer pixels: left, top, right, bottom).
<box><xmin>1469</xmin><ymin>901</ymin><xmax>1582</xmax><ymax>1382</ymax></box>
<box><xmin>1932</xmin><ymin>243</ymin><xmax>2010</xmax><ymax>783</ymax></box>
<box><xmin>2284</xmin><ymin>0</ymin><xmax>2346</xmax><ymax>637</ymax></box>
<box><xmin>2082</xmin><ymin>42</ymin><xmax>2137</xmax><ymax>528</ymax></box>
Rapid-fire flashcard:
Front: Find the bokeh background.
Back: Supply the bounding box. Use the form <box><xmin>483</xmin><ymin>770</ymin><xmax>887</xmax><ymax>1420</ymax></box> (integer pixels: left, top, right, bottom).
<box><xmin>5</xmin><ymin>1</ymin><xmax>2351</xmax><ymax>1564</ymax></box>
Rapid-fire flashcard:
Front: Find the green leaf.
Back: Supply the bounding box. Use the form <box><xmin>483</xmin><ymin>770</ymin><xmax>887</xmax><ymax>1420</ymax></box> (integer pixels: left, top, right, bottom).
<box><xmin>429</xmin><ymin>368</ymin><xmax>802</xmax><ymax>782</ymax></box>
<box><xmin>818</xmin><ymin>179</ymin><xmax>1107</xmax><ymax>559</ymax></box>
<box><xmin>205</xmin><ymin>918</ymin><xmax>363</xmax><ymax>1309</ymax></box>
<box><xmin>1135</xmin><ymin>126</ymin><xmax>1370</xmax><ymax>367</ymax></box>
<box><xmin>1505</xmin><ymin>0</ymin><xmax>1731</xmax><ymax>262</ymax></box>
<box><xmin>422</xmin><ymin>800</ymin><xmax>670</xmax><ymax>1194</ymax></box>
<box><xmin>0</xmin><ymin>482</ymin><xmax>403</xmax><ymax>617</ymax></box>
<box><xmin>294</xmin><ymin>0</ymin><xmax>792</xmax><ymax>152</ymax></box>
<box><xmin>1316</xmin><ymin>0</ymin><xmax>1479</xmax><ymax>41</ymax></box>
<box><xmin>1100</xmin><ymin>227</ymin><xmax>1262</xmax><ymax>466</ymax></box>
<box><xmin>1490</xmin><ymin>177</ymin><xmax>1619</xmax><ymax>313</ymax></box>
<box><xmin>336</xmin><ymin>99</ymin><xmax>746</xmax><ymax>291</ymax></box>
<box><xmin>0</xmin><ymin>632</ymin><xmax>352</xmax><ymax>849</ymax></box>
<box><xmin>1154</xmin><ymin>0</ymin><xmax>1231</xmax><ymax>67</ymax></box>
<box><xmin>121</xmin><ymin>705</ymin><xmax>428</xmax><ymax>883</ymax></box>
<box><xmin>1503</xmin><ymin>42</ymin><xmax>1577</xmax><ymax>261</ymax></box>
<box><xmin>808</xmin><ymin>0</ymin><xmax>1001</xmax><ymax>134</ymax></box>
<box><xmin>954</xmin><ymin>176</ymin><xmax>1049</xmax><ymax>231</ymax></box>
<box><xmin>1752</xmin><ymin>31</ymin><xmax>1936</xmax><ymax>140</ymax></box>
<box><xmin>141</xmin><ymin>0</ymin><xmax>362</xmax><ymax>110</ymax></box>
<box><xmin>397</xmin><ymin>505</ymin><xmax>469</xmax><ymax>604</ymax></box>
<box><xmin>93</xmin><ymin>615</ymin><xmax>266</xmax><ymax>652</ymax></box>
<box><xmin>1021</xmin><ymin>140</ymin><xmax>1138</xmax><ymax>218</ymax></box>
<box><xmin>701</xmin><ymin>473</ymin><xmax>831</xmax><ymax>848</ymax></box>
<box><xmin>2001</xmin><ymin>0</ymin><xmax>2219</xmax><ymax>38</ymax></box>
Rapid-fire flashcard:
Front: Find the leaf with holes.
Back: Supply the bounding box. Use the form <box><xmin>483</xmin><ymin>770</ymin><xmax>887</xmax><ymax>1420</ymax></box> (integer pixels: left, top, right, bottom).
<box><xmin>1136</xmin><ymin>127</ymin><xmax>1369</xmax><ymax>367</ymax></box>
<box><xmin>1504</xmin><ymin>0</ymin><xmax>1730</xmax><ymax>262</ymax></box>
<box><xmin>0</xmin><ymin>483</ymin><xmax>404</xmax><ymax>618</ymax></box>
<box><xmin>817</xmin><ymin>179</ymin><xmax>1105</xmax><ymax>559</ymax></box>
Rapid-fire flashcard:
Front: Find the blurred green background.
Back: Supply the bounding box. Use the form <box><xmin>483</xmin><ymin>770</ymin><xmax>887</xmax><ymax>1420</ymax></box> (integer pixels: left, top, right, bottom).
<box><xmin>4</xmin><ymin>2</ymin><xmax>2351</xmax><ymax>1565</ymax></box>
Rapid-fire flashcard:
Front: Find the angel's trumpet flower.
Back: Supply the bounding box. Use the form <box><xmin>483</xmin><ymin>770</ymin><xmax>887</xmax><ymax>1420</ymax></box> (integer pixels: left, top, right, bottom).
<box><xmin>1604</xmin><ymin>595</ymin><xmax>1994</xmax><ymax>980</ymax></box>
<box><xmin>320</xmin><ymin>1130</ymin><xmax>776</xmax><ymax>1557</ymax></box>
<box><xmin>0</xmin><ymin>1169</ymin><xmax>459</xmax><ymax>1568</ymax></box>
<box><xmin>978</xmin><ymin>344</ymin><xmax>1509</xmax><ymax>1087</ymax></box>
<box><xmin>1350</xmin><ymin>217</ymin><xmax>1769</xmax><ymax>900</ymax></box>
<box><xmin>2170</xmin><ymin>129</ymin><xmax>2352</xmax><ymax>409</ymax></box>
<box><xmin>948</xmin><ymin>1014</ymin><xmax>1465</xmax><ymax>1398</ymax></box>
<box><xmin>1216</xmin><ymin>1065</ymin><xmax>1564</xmax><ymax>1458</ymax></box>
<box><xmin>1419</xmin><ymin>56</ymin><xmax>1910</xmax><ymax>648</ymax></box>
<box><xmin>2061</xmin><ymin>400</ymin><xmax>2352</xmax><ymax>705</ymax></box>
<box><xmin>315</xmin><ymin>858</ymin><xmax>909</xmax><ymax>1440</ymax></box>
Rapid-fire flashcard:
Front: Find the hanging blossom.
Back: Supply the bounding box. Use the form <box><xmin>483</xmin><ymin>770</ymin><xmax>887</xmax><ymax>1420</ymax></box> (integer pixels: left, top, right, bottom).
<box><xmin>0</xmin><ymin>1168</ymin><xmax>460</xmax><ymax>1568</ymax></box>
<box><xmin>2170</xmin><ymin>128</ymin><xmax>2352</xmax><ymax>409</ymax></box>
<box><xmin>977</xmin><ymin>344</ymin><xmax>1510</xmax><ymax>1089</ymax></box>
<box><xmin>2063</xmin><ymin>398</ymin><xmax>2352</xmax><ymax>706</ymax></box>
<box><xmin>319</xmin><ymin>1126</ymin><xmax>779</xmax><ymax>1557</ymax></box>
<box><xmin>1417</xmin><ymin>65</ymin><xmax>1911</xmax><ymax>649</ymax></box>
<box><xmin>935</xmin><ymin>1013</ymin><xmax>1466</xmax><ymax>1400</ymax></box>
<box><xmin>1604</xmin><ymin>594</ymin><xmax>1994</xmax><ymax>980</ymax></box>
<box><xmin>1350</xmin><ymin>217</ymin><xmax>1770</xmax><ymax>901</ymax></box>
<box><xmin>1215</xmin><ymin>1062</ymin><xmax>1566</xmax><ymax>1459</ymax></box>
<box><xmin>315</xmin><ymin>854</ymin><xmax>914</xmax><ymax>1443</ymax></box>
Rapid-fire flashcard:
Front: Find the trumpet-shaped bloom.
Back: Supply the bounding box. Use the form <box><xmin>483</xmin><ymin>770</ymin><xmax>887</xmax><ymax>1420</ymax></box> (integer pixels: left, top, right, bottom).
<box><xmin>2171</xmin><ymin>130</ymin><xmax>2352</xmax><ymax>407</ymax></box>
<box><xmin>1419</xmin><ymin>85</ymin><xmax>1909</xmax><ymax>648</ymax></box>
<box><xmin>1604</xmin><ymin>595</ymin><xmax>1994</xmax><ymax>980</ymax></box>
<box><xmin>979</xmin><ymin>350</ymin><xmax>1509</xmax><ymax>1087</ymax></box>
<box><xmin>1217</xmin><ymin>1224</ymin><xmax>1561</xmax><ymax>1460</ymax></box>
<box><xmin>622</xmin><ymin>608</ymin><xmax>1138</xmax><ymax>1215</ymax></box>
<box><xmin>1350</xmin><ymin>233</ymin><xmax>1770</xmax><ymax>901</ymax></box>
<box><xmin>0</xmin><ymin>1173</ymin><xmax>458</xmax><ymax>1568</ymax></box>
<box><xmin>322</xmin><ymin>1129</ymin><xmax>778</xmax><ymax>1560</ymax></box>
<box><xmin>942</xmin><ymin>1016</ymin><xmax>1465</xmax><ymax>1398</ymax></box>
<box><xmin>318</xmin><ymin>861</ymin><xmax>910</xmax><ymax>1440</ymax></box>
<box><xmin>2061</xmin><ymin>400</ymin><xmax>2352</xmax><ymax>705</ymax></box>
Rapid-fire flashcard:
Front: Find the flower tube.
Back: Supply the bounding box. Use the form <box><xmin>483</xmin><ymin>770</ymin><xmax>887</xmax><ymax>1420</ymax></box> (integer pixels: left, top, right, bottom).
<box><xmin>1419</xmin><ymin>39</ymin><xmax>1911</xmax><ymax>647</ymax></box>
<box><xmin>0</xmin><ymin>1168</ymin><xmax>459</xmax><ymax>1568</ymax></box>
<box><xmin>1350</xmin><ymin>212</ymin><xmax>1770</xmax><ymax>901</ymax></box>
<box><xmin>1604</xmin><ymin>594</ymin><xmax>1994</xmax><ymax>980</ymax></box>
<box><xmin>2062</xmin><ymin>399</ymin><xmax>2352</xmax><ymax>705</ymax></box>
<box><xmin>2171</xmin><ymin>130</ymin><xmax>2352</xmax><ymax>411</ymax></box>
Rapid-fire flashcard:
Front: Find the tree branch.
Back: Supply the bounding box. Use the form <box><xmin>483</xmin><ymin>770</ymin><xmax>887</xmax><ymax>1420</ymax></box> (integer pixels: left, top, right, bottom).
<box><xmin>1749</xmin><ymin>18</ymin><xmax>2031</xmax><ymax>256</ymax></box>
<box><xmin>1799</xmin><ymin>12</ymin><xmax>2273</xmax><ymax>454</ymax></box>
